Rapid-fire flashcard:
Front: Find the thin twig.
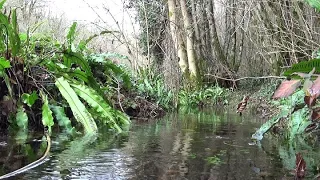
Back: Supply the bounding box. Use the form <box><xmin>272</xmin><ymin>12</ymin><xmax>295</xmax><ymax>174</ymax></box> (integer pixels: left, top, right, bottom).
<box><xmin>204</xmin><ymin>74</ymin><xmax>286</xmax><ymax>82</ymax></box>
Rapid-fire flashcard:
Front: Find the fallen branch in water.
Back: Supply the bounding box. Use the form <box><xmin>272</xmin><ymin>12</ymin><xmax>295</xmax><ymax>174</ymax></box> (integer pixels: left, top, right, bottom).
<box><xmin>204</xmin><ymin>74</ymin><xmax>286</xmax><ymax>82</ymax></box>
<box><xmin>0</xmin><ymin>132</ymin><xmax>51</xmax><ymax>179</ymax></box>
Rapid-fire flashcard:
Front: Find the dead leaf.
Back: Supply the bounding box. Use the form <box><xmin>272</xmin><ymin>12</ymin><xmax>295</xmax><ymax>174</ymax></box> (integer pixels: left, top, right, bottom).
<box><xmin>272</xmin><ymin>80</ymin><xmax>301</xmax><ymax>99</ymax></box>
<box><xmin>295</xmin><ymin>153</ymin><xmax>306</xmax><ymax>179</ymax></box>
<box><xmin>236</xmin><ymin>96</ymin><xmax>249</xmax><ymax>116</ymax></box>
<box><xmin>305</xmin><ymin>123</ymin><xmax>318</xmax><ymax>133</ymax></box>
<box><xmin>311</xmin><ymin>108</ymin><xmax>320</xmax><ymax>122</ymax></box>
<box><xmin>304</xmin><ymin>94</ymin><xmax>317</xmax><ymax>108</ymax></box>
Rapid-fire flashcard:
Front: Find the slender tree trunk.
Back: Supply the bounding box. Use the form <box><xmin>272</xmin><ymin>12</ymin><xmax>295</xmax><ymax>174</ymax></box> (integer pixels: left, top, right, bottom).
<box><xmin>206</xmin><ymin>0</ymin><xmax>227</xmax><ymax>66</ymax></box>
<box><xmin>191</xmin><ymin>0</ymin><xmax>203</xmax><ymax>59</ymax></box>
<box><xmin>168</xmin><ymin>0</ymin><xmax>189</xmax><ymax>77</ymax></box>
<box><xmin>226</xmin><ymin>0</ymin><xmax>237</xmax><ymax>72</ymax></box>
<box><xmin>180</xmin><ymin>0</ymin><xmax>200</xmax><ymax>82</ymax></box>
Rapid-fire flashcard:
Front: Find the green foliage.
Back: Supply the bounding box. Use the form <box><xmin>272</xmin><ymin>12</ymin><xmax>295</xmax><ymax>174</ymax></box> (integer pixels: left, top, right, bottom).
<box><xmin>71</xmin><ymin>82</ymin><xmax>129</xmax><ymax>133</ymax></box>
<box><xmin>136</xmin><ymin>69</ymin><xmax>173</xmax><ymax>109</ymax></box>
<box><xmin>253</xmin><ymin>89</ymin><xmax>310</xmax><ymax>141</ymax></box>
<box><xmin>257</xmin><ymin>79</ymin><xmax>282</xmax><ymax>98</ymax></box>
<box><xmin>306</xmin><ymin>0</ymin><xmax>320</xmax><ymax>11</ymax></box>
<box><xmin>67</xmin><ymin>22</ymin><xmax>77</xmax><ymax>51</ymax></box>
<box><xmin>87</xmin><ymin>53</ymin><xmax>132</xmax><ymax>88</ymax></box>
<box><xmin>50</xmin><ymin>105</ymin><xmax>74</xmax><ymax>134</ymax></box>
<box><xmin>283</xmin><ymin>58</ymin><xmax>320</xmax><ymax>76</ymax></box>
<box><xmin>40</xmin><ymin>91</ymin><xmax>54</xmax><ymax>133</ymax></box>
<box><xmin>0</xmin><ymin>0</ymin><xmax>6</xmax><ymax>9</ymax></box>
<box><xmin>0</xmin><ymin>10</ymin><xmax>131</xmax><ymax>136</ymax></box>
<box><xmin>55</xmin><ymin>77</ymin><xmax>98</xmax><ymax>134</ymax></box>
<box><xmin>63</xmin><ymin>51</ymin><xmax>92</xmax><ymax>75</ymax></box>
<box><xmin>286</xmin><ymin>107</ymin><xmax>311</xmax><ymax>140</ymax></box>
<box><xmin>205</xmin><ymin>156</ymin><xmax>222</xmax><ymax>165</ymax></box>
<box><xmin>0</xmin><ymin>57</ymin><xmax>11</xmax><ymax>70</ymax></box>
<box><xmin>21</xmin><ymin>92</ymin><xmax>38</xmax><ymax>107</ymax></box>
<box><xmin>16</xmin><ymin>105</ymin><xmax>28</xmax><ymax>129</ymax></box>
<box><xmin>78</xmin><ymin>31</ymin><xmax>116</xmax><ymax>52</ymax></box>
<box><xmin>179</xmin><ymin>86</ymin><xmax>228</xmax><ymax>107</ymax></box>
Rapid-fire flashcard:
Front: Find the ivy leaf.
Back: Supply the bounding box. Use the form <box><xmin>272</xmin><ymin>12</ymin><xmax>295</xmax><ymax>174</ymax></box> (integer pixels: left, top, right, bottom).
<box><xmin>40</xmin><ymin>91</ymin><xmax>54</xmax><ymax>133</ymax></box>
<box><xmin>272</xmin><ymin>80</ymin><xmax>301</xmax><ymax>99</ymax></box>
<box><xmin>16</xmin><ymin>105</ymin><xmax>28</xmax><ymax>129</ymax></box>
<box><xmin>21</xmin><ymin>91</ymin><xmax>38</xmax><ymax>107</ymax></box>
<box><xmin>0</xmin><ymin>57</ymin><xmax>11</xmax><ymax>70</ymax></box>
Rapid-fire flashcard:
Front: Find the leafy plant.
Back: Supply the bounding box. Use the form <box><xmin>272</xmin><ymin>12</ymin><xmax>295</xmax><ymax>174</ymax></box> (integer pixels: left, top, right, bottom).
<box><xmin>253</xmin><ymin>61</ymin><xmax>320</xmax><ymax>141</ymax></box>
<box><xmin>283</xmin><ymin>58</ymin><xmax>320</xmax><ymax>76</ymax></box>
<box><xmin>55</xmin><ymin>77</ymin><xmax>98</xmax><ymax>134</ymax></box>
<box><xmin>136</xmin><ymin>68</ymin><xmax>173</xmax><ymax>109</ymax></box>
<box><xmin>16</xmin><ymin>105</ymin><xmax>28</xmax><ymax>129</ymax></box>
<box><xmin>40</xmin><ymin>91</ymin><xmax>54</xmax><ymax>133</ymax></box>
<box><xmin>21</xmin><ymin>92</ymin><xmax>38</xmax><ymax>107</ymax></box>
<box><xmin>179</xmin><ymin>86</ymin><xmax>228</xmax><ymax>107</ymax></box>
<box><xmin>205</xmin><ymin>156</ymin><xmax>222</xmax><ymax>165</ymax></box>
<box><xmin>0</xmin><ymin>10</ymin><xmax>130</xmax><ymax>136</ymax></box>
<box><xmin>306</xmin><ymin>0</ymin><xmax>320</xmax><ymax>11</ymax></box>
<box><xmin>50</xmin><ymin>105</ymin><xmax>74</xmax><ymax>134</ymax></box>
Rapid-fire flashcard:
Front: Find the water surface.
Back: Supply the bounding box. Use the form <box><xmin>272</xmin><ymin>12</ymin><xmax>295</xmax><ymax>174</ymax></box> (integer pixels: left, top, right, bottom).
<box><xmin>0</xmin><ymin>108</ymin><xmax>311</xmax><ymax>179</ymax></box>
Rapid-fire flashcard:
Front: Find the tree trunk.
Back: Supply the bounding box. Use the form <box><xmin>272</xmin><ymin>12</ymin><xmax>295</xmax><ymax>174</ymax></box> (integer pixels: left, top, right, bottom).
<box><xmin>168</xmin><ymin>0</ymin><xmax>189</xmax><ymax>76</ymax></box>
<box><xmin>206</xmin><ymin>0</ymin><xmax>227</xmax><ymax>66</ymax></box>
<box><xmin>180</xmin><ymin>0</ymin><xmax>200</xmax><ymax>82</ymax></box>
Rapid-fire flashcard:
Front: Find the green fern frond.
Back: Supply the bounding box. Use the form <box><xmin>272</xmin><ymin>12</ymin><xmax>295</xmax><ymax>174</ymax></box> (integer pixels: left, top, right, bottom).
<box><xmin>71</xmin><ymin>82</ymin><xmax>129</xmax><ymax>133</ymax></box>
<box><xmin>50</xmin><ymin>105</ymin><xmax>75</xmax><ymax>134</ymax></box>
<box><xmin>63</xmin><ymin>51</ymin><xmax>92</xmax><ymax>75</ymax></box>
<box><xmin>0</xmin><ymin>0</ymin><xmax>7</xmax><ymax>9</ymax></box>
<box><xmin>55</xmin><ymin>77</ymin><xmax>98</xmax><ymax>134</ymax></box>
<box><xmin>67</xmin><ymin>22</ymin><xmax>77</xmax><ymax>50</ymax></box>
<box><xmin>284</xmin><ymin>59</ymin><xmax>320</xmax><ymax>76</ymax></box>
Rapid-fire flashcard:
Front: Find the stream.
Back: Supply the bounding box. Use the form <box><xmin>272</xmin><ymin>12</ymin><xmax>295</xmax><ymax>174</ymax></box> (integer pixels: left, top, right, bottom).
<box><xmin>0</xmin><ymin>108</ymin><xmax>318</xmax><ymax>179</ymax></box>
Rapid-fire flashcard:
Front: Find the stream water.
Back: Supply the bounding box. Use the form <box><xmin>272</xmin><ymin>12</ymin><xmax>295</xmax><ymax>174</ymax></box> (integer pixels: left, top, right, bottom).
<box><xmin>0</xmin><ymin>108</ymin><xmax>318</xmax><ymax>179</ymax></box>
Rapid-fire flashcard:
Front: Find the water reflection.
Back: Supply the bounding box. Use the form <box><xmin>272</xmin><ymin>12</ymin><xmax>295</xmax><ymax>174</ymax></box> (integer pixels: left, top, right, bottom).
<box><xmin>0</xmin><ymin>109</ymin><xmax>315</xmax><ymax>179</ymax></box>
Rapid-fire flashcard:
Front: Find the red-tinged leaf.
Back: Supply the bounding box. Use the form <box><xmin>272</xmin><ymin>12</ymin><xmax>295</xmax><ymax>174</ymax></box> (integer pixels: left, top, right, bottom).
<box><xmin>311</xmin><ymin>108</ymin><xmax>320</xmax><ymax>122</ymax></box>
<box><xmin>295</xmin><ymin>153</ymin><xmax>306</xmax><ymax>179</ymax></box>
<box><xmin>272</xmin><ymin>80</ymin><xmax>301</xmax><ymax>99</ymax></box>
<box><xmin>305</xmin><ymin>123</ymin><xmax>318</xmax><ymax>133</ymax></box>
<box><xmin>309</xmin><ymin>76</ymin><xmax>320</xmax><ymax>96</ymax></box>
<box><xmin>304</xmin><ymin>95</ymin><xmax>317</xmax><ymax>108</ymax></box>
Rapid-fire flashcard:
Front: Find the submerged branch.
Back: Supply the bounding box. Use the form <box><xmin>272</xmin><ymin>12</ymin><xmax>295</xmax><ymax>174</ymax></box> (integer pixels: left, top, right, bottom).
<box><xmin>0</xmin><ymin>133</ymin><xmax>51</xmax><ymax>179</ymax></box>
